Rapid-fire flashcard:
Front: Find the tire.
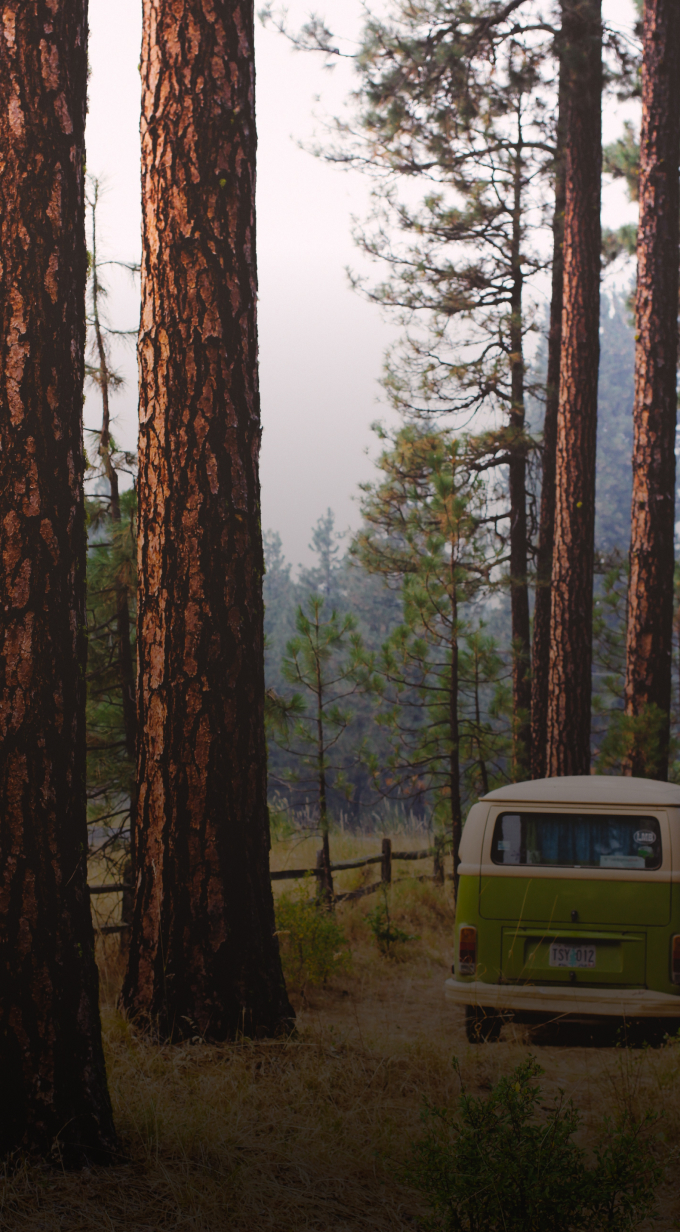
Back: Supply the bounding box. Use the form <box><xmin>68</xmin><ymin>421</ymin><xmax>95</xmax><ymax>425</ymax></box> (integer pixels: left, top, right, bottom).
<box><xmin>465</xmin><ymin>1004</ymin><xmax>503</xmax><ymax>1043</ymax></box>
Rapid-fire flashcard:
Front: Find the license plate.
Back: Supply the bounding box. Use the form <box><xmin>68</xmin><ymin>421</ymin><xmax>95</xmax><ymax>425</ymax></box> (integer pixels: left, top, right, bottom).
<box><xmin>549</xmin><ymin>943</ymin><xmax>596</xmax><ymax>969</ymax></box>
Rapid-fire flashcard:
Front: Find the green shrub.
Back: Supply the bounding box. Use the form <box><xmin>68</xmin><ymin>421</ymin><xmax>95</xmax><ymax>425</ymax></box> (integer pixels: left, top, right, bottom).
<box><xmin>366</xmin><ymin>891</ymin><xmax>419</xmax><ymax>956</ymax></box>
<box><xmin>275</xmin><ymin>884</ymin><xmax>350</xmax><ymax>988</ymax></box>
<box><xmin>407</xmin><ymin>1056</ymin><xmax>661</xmax><ymax>1232</ymax></box>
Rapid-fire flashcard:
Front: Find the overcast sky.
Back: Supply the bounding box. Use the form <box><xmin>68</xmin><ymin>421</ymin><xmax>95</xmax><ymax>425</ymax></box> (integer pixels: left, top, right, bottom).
<box><xmin>86</xmin><ymin>0</ymin><xmax>638</xmax><ymax>571</ymax></box>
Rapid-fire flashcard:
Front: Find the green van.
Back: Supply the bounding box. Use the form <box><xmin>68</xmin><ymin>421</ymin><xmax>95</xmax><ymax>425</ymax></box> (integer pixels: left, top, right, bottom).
<box><xmin>445</xmin><ymin>776</ymin><xmax>680</xmax><ymax>1040</ymax></box>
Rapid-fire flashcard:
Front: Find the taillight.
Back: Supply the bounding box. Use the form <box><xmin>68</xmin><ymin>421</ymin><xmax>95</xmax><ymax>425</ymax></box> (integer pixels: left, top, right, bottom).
<box><xmin>459</xmin><ymin>926</ymin><xmax>477</xmax><ymax>976</ymax></box>
<box><xmin>671</xmin><ymin>936</ymin><xmax>680</xmax><ymax>985</ymax></box>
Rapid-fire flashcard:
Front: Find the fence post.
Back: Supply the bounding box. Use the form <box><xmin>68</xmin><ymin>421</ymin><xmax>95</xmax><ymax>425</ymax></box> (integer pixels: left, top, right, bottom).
<box><xmin>316</xmin><ymin>847</ymin><xmax>334</xmax><ymax>907</ymax></box>
<box><xmin>434</xmin><ymin>836</ymin><xmax>444</xmax><ymax>886</ymax></box>
<box><xmin>381</xmin><ymin>836</ymin><xmax>392</xmax><ymax>884</ymax></box>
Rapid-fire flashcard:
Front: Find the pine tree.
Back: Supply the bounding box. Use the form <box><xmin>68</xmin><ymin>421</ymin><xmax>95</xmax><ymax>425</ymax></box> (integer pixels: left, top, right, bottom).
<box><xmin>623</xmin><ymin>0</ymin><xmax>680</xmax><ymax>780</ymax></box>
<box><xmin>294</xmin><ymin>0</ymin><xmax>565</xmax><ymax>777</ymax></box>
<box><xmin>355</xmin><ymin>424</ymin><xmax>509</xmax><ymax>890</ymax></box>
<box><xmin>0</xmin><ymin>2</ymin><xmax>116</xmax><ymax>1161</ymax></box>
<box><xmin>121</xmin><ymin>0</ymin><xmax>293</xmax><ymax>1040</ymax></box>
<box><xmin>85</xmin><ymin>177</ymin><xmax>138</xmax><ymax>767</ymax></box>
<box><xmin>546</xmin><ymin>0</ymin><xmax>603</xmax><ymax>776</ymax></box>
<box><xmin>530</xmin><ymin>30</ymin><xmax>567</xmax><ymax>780</ymax></box>
<box><xmin>84</xmin><ymin>179</ymin><xmax>139</xmax><ymax>885</ymax></box>
<box><xmin>276</xmin><ymin>599</ymin><xmax>362</xmax><ymax>899</ymax></box>
<box><xmin>298</xmin><ymin>509</ymin><xmax>345</xmax><ymax>606</ymax></box>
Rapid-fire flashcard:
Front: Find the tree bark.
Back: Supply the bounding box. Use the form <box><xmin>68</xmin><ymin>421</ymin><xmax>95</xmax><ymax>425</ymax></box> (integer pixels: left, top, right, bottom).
<box><xmin>121</xmin><ymin>0</ymin><xmax>293</xmax><ymax>1040</ymax></box>
<box><xmin>0</xmin><ymin>2</ymin><xmax>116</xmax><ymax>1162</ymax></box>
<box><xmin>546</xmin><ymin>0</ymin><xmax>602</xmax><ymax>777</ymax></box>
<box><xmin>449</xmin><ymin>563</ymin><xmax>462</xmax><ymax>897</ymax></box>
<box><xmin>473</xmin><ymin>643</ymin><xmax>489</xmax><ymax>795</ymax></box>
<box><xmin>316</xmin><ymin>661</ymin><xmax>334</xmax><ymax>907</ymax></box>
<box><xmin>531</xmin><ymin>43</ymin><xmax>567</xmax><ymax>781</ymax></box>
<box><xmin>315</xmin><ymin>640</ymin><xmax>332</xmax><ymax>901</ymax></box>
<box><xmin>623</xmin><ymin>0</ymin><xmax>680</xmax><ymax>780</ymax></box>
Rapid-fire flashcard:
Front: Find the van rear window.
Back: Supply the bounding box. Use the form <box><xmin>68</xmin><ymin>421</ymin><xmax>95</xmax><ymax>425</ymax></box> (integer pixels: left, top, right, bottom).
<box><xmin>491</xmin><ymin>813</ymin><xmax>662</xmax><ymax>870</ymax></box>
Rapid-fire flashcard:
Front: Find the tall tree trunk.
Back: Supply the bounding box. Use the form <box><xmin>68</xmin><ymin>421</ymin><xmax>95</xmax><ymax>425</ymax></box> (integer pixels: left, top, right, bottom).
<box><xmin>508</xmin><ymin>116</ymin><xmax>531</xmax><ymax>779</ymax></box>
<box><xmin>531</xmin><ymin>45</ymin><xmax>567</xmax><ymax>781</ymax></box>
<box><xmin>623</xmin><ymin>0</ymin><xmax>680</xmax><ymax>780</ymax></box>
<box><xmin>316</xmin><ymin>654</ymin><xmax>334</xmax><ymax>906</ymax></box>
<box><xmin>121</xmin><ymin>0</ymin><xmax>293</xmax><ymax>1040</ymax></box>
<box><xmin>0</xmin><ymin>2</ymin><xmax>116</xmax><ymax>1162</ymax></box>
<box><xmin>546</xmin><ymin>0</ymin><xmax>602</xmax><ymax>777</ymax></box>
<box><xmin>473</xmin><ymin>646</ymin><xmax>489</xmax><ymax>796</ymax></box>
<box><xmin>450</xmin><ymin>560</ymin><xmax>462</xmax><ymax>896</ymax></box>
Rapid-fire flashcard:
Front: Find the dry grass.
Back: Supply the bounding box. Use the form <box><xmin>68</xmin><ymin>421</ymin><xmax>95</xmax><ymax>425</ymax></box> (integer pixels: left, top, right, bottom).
<box><xmin>3</xmin><ymin>838</ymin><xmax>680</xmax><ymax>1229</ymax></box>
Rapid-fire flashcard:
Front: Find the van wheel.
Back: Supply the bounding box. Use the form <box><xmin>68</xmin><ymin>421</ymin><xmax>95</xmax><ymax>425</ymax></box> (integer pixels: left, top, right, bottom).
<box><xmin>465</xmin><ymin>1005</ymin><xmax>503</xmax><ymax>1043</ymax></box>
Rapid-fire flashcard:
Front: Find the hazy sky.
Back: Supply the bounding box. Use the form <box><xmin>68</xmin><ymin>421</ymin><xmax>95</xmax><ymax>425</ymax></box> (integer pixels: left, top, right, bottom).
<box><xmin>86</xmin><ymin>0</ymin><xmax>638</xmax><ymax>571</ymax></box>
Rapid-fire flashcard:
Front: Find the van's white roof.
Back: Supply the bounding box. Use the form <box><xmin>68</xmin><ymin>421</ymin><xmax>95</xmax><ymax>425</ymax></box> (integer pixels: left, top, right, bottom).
<box><xmin>482</xmin><ymin>775</ymin><xmax>680</xmax><ymax>807</ymax></box>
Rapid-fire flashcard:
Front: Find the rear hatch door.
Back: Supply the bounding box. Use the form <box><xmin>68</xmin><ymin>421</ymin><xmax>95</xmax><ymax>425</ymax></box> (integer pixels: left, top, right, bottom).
<box><xmin>479</xmin><ymin>808</ymin><xmax>671</xmax><ymax>927</ymax></box>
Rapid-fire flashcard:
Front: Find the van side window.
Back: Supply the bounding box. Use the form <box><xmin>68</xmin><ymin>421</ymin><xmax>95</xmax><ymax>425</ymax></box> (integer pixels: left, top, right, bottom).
<box><xmin>491</xmin><ymin>813</ymin><xmax>662</xmax><ymax>870</ymax></box>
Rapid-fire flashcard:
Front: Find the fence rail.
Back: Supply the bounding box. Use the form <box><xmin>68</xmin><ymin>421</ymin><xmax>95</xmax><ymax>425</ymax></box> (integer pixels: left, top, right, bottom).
<box><xmin>88</xmin><ymin>836</ymin><xmax>447</xmax><ymax>933</ymax></box>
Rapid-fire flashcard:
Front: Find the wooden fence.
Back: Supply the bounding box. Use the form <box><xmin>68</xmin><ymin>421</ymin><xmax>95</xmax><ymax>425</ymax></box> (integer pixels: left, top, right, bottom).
<box><xmin>88</xmin><ymin>835</ymin><xmax>448</xmax><ymax>933</ymax></box>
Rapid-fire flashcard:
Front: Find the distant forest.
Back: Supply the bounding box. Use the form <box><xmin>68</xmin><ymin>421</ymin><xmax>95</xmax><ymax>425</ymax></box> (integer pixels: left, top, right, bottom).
<box><xmin>263</xmin><ymin>291</ymin><xmax>668</xmax><ymax>829</ymax></box>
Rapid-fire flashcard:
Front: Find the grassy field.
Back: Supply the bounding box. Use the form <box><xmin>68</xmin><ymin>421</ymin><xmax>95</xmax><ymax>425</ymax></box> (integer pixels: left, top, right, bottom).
<box><xmin>3</xmin><ymin>830</ymin><xmax>680</xmax><ymax>1230</ymax></box>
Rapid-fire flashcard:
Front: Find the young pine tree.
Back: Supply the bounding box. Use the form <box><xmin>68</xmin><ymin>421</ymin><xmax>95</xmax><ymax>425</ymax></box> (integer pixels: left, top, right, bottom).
<box><xmin>85</xmin><ymin>176</ymin><xmax>139</xmax><ymax>768</ymax></box>
<box><xmin>276</xmin><ymin>599</ymin><xmax>363</xmax><ymax>901</ymax></box>
<box><xmin>354</xmin><ymin>425</ymin><xmax>509</xmax><ymax>893</ymax></box>
<box><xmin>84</xmin><ymin>178</ymin><xmax>139</xmax><ymax>883</ymax></box>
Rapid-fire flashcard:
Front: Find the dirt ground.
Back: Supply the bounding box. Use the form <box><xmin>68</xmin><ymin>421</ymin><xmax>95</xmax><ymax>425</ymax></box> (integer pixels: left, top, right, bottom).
<box><xmin>3</xmin><ymin>876</ymin><xmax>680</xmax><ymax>1230</ymax></box>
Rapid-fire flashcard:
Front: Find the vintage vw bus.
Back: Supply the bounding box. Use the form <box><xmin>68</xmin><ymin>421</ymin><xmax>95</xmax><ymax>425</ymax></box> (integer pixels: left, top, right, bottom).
<box><xmin>445</xmin><ymin>776</ymin><xmax>680</xmax><ymax>1040</ymax></box>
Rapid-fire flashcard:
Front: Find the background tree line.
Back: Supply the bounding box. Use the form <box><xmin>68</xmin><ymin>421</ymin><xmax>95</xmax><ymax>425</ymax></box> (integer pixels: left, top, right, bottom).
<box><xmin>259</xmin><ymin>283</ymin><xmax>680</xmax><ymax>838</ymax></box>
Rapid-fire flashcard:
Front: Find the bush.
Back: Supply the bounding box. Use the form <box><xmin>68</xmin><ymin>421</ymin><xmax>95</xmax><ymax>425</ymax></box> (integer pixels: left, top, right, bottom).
<box><xmin>275</xmin><ymin>884</ymin><xmax>350</xmax><ymax>989</ymax></box>
<box><xmin>407</xmin><ymin>1056</ymin><xmax>661</xmax><ymax>1232</ymax></box>
<box><xmin>366</xmin><ymin>891</ymin><xmax>419</xmax><ymax>956</ymax></box>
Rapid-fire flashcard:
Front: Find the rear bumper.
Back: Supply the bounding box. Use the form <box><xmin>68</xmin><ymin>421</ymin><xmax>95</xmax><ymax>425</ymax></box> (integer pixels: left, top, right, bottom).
<box><xmin>444</xmin><ymin>977</ymin><xmax>680</xmax><ymax>1018</ymax></box>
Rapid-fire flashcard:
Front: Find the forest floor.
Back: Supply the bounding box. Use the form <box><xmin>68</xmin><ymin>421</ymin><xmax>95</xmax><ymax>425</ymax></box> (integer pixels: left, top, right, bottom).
<box><xmin>3</xmin><ymin>835</ymin><xmax>680</xmax><ymax>1229</ymax></box>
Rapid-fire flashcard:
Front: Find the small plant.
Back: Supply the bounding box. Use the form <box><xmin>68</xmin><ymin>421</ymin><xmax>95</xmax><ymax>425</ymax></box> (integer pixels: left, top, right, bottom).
<box><xmin>275</xmin><ymin>882</ymin><xmax>350</xmax><ymax>989</ymax></box>
<box><xmin>407</xmin><ymin>1056</ymin><xmax>661</xmax><ymax>1232</ymax></box>
<box><xmin>366</xmin><ymin>890</ymin><xmax>419</xmax><ymax>956</ymax></box>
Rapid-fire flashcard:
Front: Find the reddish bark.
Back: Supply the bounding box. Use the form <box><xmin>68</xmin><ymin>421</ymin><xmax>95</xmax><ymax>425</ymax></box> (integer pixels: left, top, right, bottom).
<box><xmin>624</xmin><ymin>0</ymin><xmax>680</xmax><ymax>779</ymax></box>
<box><xmin>546</xmin><ymin>0</ymin><xmax>602</xmax><ymax>777</ymax></box>
<box><xmin>531</xmin><ymin>49</ymin><xmax>567</xmax><ymax>781</ymax></box>
<box><xmin>0</xmin><ymin>1</ymin><xmax>116</xmax><ymax>1161</ymax></box>
<box><xmin>121</xmin><ymin>0</ymin><xmax>293</xmax><ymax>1040</ymax></box>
